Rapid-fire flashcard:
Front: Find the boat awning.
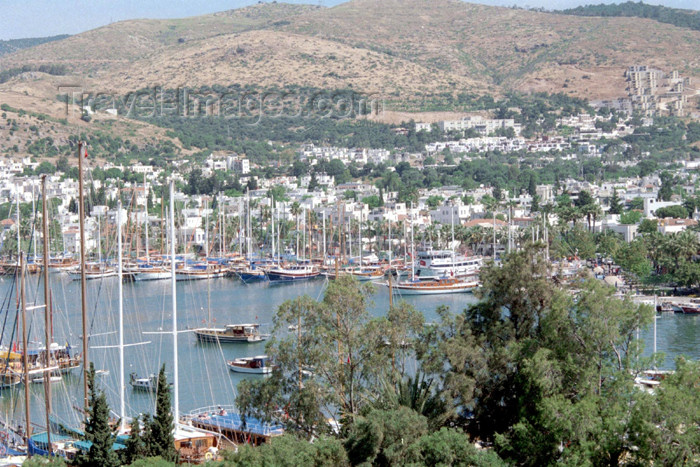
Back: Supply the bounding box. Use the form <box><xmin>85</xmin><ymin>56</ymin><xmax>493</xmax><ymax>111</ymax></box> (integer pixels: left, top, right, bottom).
<box><xmin>31</xmin><ymin>432</ymin><xmax>74</xmax><ymax>444</ymax></box>
<box><xmin>0</xmin><ymin>350</ymin><xmax>21</xmax><ymax>360</ymax></box>
<box><xmin>73</xmin><ymin>440</ymin><xmax>126</xmax><ymax>452</ymax></box>
<box><xmin>192</xmin><ymin>412</ymin><xmax>284</xmax><ymax>437</ymax></box>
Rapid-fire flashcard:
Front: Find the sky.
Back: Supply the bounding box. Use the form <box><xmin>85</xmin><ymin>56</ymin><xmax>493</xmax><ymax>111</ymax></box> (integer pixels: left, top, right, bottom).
<box><xmin>1</xmin><ymin>0</ymin><xmax>698</xmax><ymax>40</ymax></box>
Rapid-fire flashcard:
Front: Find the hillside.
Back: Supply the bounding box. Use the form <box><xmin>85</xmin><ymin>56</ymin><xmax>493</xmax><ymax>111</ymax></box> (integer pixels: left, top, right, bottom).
<box><xmin>557</xmin><ymin>1</ymin><xmax>700</xmax><ymax>32</ymax></box>
<box><xmin>0</xmin><ymin>0</ymin><xmax>698</xmax><ymax>140</ymax></box>
<box><xmin>0</xmin><ymin>35</ymin><xmax>70</xmax><ymax>57</ymax></box>
<box><xmin>279</xmin><ymin>0</ymin><xmax>700</xmax><ymax>99</ymax></box>
<box><xmin>0</xmin><ymin>4</ymin><xmax>321</xmax><ymax>72</ymax></box>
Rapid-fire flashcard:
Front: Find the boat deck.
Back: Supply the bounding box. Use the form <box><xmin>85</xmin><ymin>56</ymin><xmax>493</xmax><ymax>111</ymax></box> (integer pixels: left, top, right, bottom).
<box><xmin>188</xmin><ymin>407</ymin><xmax>283</xmax><ymax>446</ymax></box>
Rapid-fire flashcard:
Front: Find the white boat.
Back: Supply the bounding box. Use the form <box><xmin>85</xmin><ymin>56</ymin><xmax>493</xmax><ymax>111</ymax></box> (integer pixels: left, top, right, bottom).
<box><xmin>388</xmin><ymin>277</ymin><xmax>479</xmax><ymax>295</ymax></box>
<box><xmin>129</xmin><ymin>372</ymin><xmax>172</xmax><ymax>392</ymax></box>
<box><xmin>194</xmin><ymin>324</ymin><xmax>268</xmax><ymax>343</ymax></box>
<box><xmin>175</xmin><ymin>264</ymin><xmax>228</xmax><ymax>281</ymax></box>
<box><xmin>68</xmin><ymin>263</ymin><xmax>117</xmax><ymax>280</ymax></box>
<box><xmin>128</xmin><ymin>264</ymin><xmax>172</xmax><ymax>281</ymax></box>
<box><xmin>415</xmin><ymin>250</ymin><xmax>482</xmax><ymax>280</ymax></box>
<box><xmin>30</xmin><ymin>375</ymin><xmax>62</xmax><ymax>384</ymax></box>
<box><xmin>634</xmin><ymin>369</ymin><xmax>673</xmax><ymax>393</ymax></box>
<box><xmin>227</xmin><ymin>356</ymin><xmax>275</xmax><ymax>374</ymax></box>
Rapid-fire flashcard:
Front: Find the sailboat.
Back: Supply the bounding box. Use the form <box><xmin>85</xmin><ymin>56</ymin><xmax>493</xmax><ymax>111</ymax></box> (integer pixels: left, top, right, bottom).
<box><xmin>383</xmin><ymin>204</ymin><xmax>478</xmax><ymax>295</ymax></box>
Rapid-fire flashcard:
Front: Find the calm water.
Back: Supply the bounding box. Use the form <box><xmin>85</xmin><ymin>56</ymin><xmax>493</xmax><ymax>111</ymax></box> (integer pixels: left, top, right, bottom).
<box><xmin>0</xmin><ymin>274</ymin><xmax>696</xmax><ymax>431</ymax></box>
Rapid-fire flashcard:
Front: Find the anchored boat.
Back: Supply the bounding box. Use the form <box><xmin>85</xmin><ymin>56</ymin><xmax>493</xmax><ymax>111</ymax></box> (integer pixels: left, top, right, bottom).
<box><xmin>194</xmin><ymin>324</ymin><xmax>268</xmax><ymax>344</ymax></box>
<box><xmin>227</xmin><ymin>356</ymin><xmax>275</xmax><ymax>374</ymax></box>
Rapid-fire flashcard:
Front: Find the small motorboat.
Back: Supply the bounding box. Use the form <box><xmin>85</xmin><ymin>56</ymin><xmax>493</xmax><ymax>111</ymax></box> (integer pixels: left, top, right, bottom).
<box><xmin>227</xmin><ymin>356</ymin><xmax>275</xmax><ymax>374</ymax></box>
<box><xmin>129</xmin><ymin>372</ymin><xmax>172</xmax><ymax>391</ymax></box>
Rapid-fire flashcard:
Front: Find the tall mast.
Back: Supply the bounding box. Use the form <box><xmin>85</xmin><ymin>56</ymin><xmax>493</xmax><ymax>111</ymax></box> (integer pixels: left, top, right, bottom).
<box><xmin>219</xmin><ymin>194</ymin><xmax>223</xmax><ymax>258</ymax></box>
<box><xmin>246</xmin><ymin>190</ymin><xmax>251</xmax><ymax>261</ymax></box>
<box><xmin>271</xmin><ymin>197</ymin><xmax>275</xmax><ymax>260</ymax></box>
<box><xmin>31</xmin><ymin>184</ymin><xmax>36</xmax><ymax>261</ymax></box>
<box><xmin>117</xmin><ymin>199</ymin><xmax>126</xmax><ymax>432</ymax></box>
<box><xmin>204</xmin><ymin>198</ymin><xmax>209</xmax><ymax>258</ymax></box>
<box><xmin>97</xmin><ymin>213</ymin><xmax>102</xmax><ymax>264</ymax></box>
<box><xmin>41</xmin><ymin>176</ymin><xmax>53</xmax><ymax>454</ymax></box>
<box><xmin>78</xmin><ymin>141</ymin><xmax>89</xmax><ymax>410</ymax></box>
<box><xmin>20</xmin><ymin>255</ymin><xmax>31</xmax><ymax>447</ymax></box>
<box><xmin>410</xmin><ymin>203</ymin><xmax>415</xmax><ymax>280</ymax></box>
<box><xmin>160</xmin><ymin>186</ymin><xmax>165</xmax><ymax>257</ymax></box>
<box><xmin>358</xmin><ymin>209</ymin><xmax>362</xmax><ymax>270</ymax></box>
<box><xmin>169</xmin><ymin>180</ymin><xmax>179</xmax><ymax>423</ymax></box>
<box><xmin>144</xmin><ymin>173</ymin><xmax>149</xmax><ymax>263</ymax></box>
<box><xmin>322</xmin><ymin>211</ymin><xmax>326</xmax><ymax>263</ymax></box>
<box><xmin>388</xmin><ymin>219</ymin><xmax>392</xmax><ymax>266</ymax></box>
<box><xmin>16</xmin><ymin>184</ymin><xmax>20</xmax><ymax>263</ymax></box>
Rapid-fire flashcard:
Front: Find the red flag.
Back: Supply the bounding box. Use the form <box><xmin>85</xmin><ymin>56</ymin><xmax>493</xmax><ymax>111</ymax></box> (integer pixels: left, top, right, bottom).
<box><xmin>84</xmin><ymin>147</ymin><xmax>88</xmax><ymax>158</ymax></box>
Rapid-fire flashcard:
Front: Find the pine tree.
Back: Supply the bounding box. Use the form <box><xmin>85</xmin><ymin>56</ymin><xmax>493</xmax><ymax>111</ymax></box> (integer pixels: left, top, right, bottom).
<box><xmin>122</xmin><ymin>414</ymin><xmax>149</xmax><ymax>465</ymax></box>
<box><xmin>148</xmin><ymin>364</ymin><xmax>177</xmax><ymax>462</ymax></box>
<box><xmin>74</xmin><ymin>363</ymin><xmax>120</xmax><ymax>467</ymax></box>
<box><xmin>609</xmin><ymin>188</ymin><xmax>623</xmax><ymax>215</ymax></box>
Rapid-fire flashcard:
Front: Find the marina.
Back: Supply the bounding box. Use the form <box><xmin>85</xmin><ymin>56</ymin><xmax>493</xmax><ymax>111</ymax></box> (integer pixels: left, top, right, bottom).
<box><xmin>0</xmin><ymin>271</ymin><xmax>696</xmax><ymax>435</ymax></box>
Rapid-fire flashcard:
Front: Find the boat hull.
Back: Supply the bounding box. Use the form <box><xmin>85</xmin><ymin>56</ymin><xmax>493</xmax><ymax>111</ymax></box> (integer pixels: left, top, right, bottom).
<box><xmin>195</xmin><ymin>332</ymin><xmax>264</xmax><ymax>344</ymax></box>
<box><xmin>267</xmin><ymin>271</ymin><xmax>320</xmax><ymax>282</ymax></box>
<box><xmin>390</xmin><ymin>280</ymin><xmax>478</xmax><ymax>295</ymax></box>
<box><xmin>227</xmin><ymin>364</ymin><xmax>272</xmax><ymax>374</ymax></box>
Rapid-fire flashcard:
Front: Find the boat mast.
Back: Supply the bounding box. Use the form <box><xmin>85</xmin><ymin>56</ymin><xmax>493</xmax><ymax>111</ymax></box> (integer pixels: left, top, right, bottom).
<box><xmin>31</xmin><ymin>184</ymin><xmax>36</xmax><ymax>261</ymax></box>
<box><xmin>358</xmin><ymin>209</ymin><xmax>362</xmax><ymax>270</ymax></box>
<box><xmin>78</xmin><ymin>141</ymin><xmax>89</xmax><ymax>410</ymax></box>
<box><xmin>451</xmin><ymin>206</ymin><xmax>455</xmax><ymax>266</ymax></box>
<box><xmin>169</xmin><ymin>179</ymin><xmax>179</xmax><ymax>423</ymax></box>
<box><xmin>271</xmin><ymin>196</ymin><xmax>275</xmax><ymax>261</ymax></box>
<box><xmin>160</xmin><ymin>186</ymin><xmax>165</xmax><ymax>258</ymax></box>
<box><xmin>41</xmin><ymin>175</ymin><xmax>53</xmax><ymax>454</ymax></box>
<box><xmin>246</xmin><ymin>190</ymin><xmax>251</xmax><ymax>262</ymax></box>
<box><xmin>204</xmin><ymin>198</ymin><xmax>209</xmax><ymax>259</ymax></box>
<box><xmin>15</xmin><ymin>184</ymin><xmax>20</xmax><ymax>264</ymax></box>
<box><xmin>144</xmin><ymin>173</ymin><xmax>149</xmax><ymax>263</ymax></box>
<box><xmin>388</xmin><ymin>219</ymin><xmax>392</xmax><ymax>266</ymax></box>
<box><xmin>117</xmin><ymin>199</ymin><xmax>126</xmax><ymax>432</ymax></box>
<box><xmin>322</xmin><ymin>211</ymin><xmax>326</xmax><ymax>264</ymax></box>
<box><xmin>20</xmin><ymin>254</ymin><xmax>31</xmax><ymax>449</ymax></box>
<box><xmin>219</xmin><ymin>195</ymin><xmax>224</xmax><ymax>258</ymax></box>
<box><xmin>410</xmin><ymin>203</ymin><xmax>415</xmax><ymax>280</ymax></box>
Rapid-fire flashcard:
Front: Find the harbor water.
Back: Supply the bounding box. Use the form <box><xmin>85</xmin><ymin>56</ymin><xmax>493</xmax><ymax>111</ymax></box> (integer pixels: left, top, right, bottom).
<box><xmin>0</xmin><ymin>274</ymin><xmax>696</xmax><ymax>431</ymax></box>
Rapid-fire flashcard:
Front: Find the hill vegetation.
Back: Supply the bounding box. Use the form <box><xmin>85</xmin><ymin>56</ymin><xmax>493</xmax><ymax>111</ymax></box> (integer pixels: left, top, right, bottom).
<box><xmin>557</xmin><ymin>1</ymin><xmax>700</xmax><ymax>32</ymax></box>
<box><xmin>0</xmin><ymin>34</ymin><xmax>69</xmax><ymax>57</ymax></box>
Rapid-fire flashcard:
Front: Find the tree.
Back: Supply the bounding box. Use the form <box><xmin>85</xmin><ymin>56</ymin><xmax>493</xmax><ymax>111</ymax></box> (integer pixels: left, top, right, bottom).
<box><xmin>659</xmin><ymin>171</ymin><xmax>674</xmax><ymax>201</ymax></box>
<box><xmin>426</xmin><ymin>195</ymin><xmax>444</xmax><ymax>209</ymax></box>
<box><xmin>74</xmin><ymin>363</ymin><xmax>120</xmax><ymax>467</ymax></box>
<box><xmin>655</xmin><ymin>205</ymin><xmax>688</xmax><ymax>219</ymax></box>
<box><xmin>149</xmin><ymin>365</ymin><xmax>176</xmax><ymax>462</ymax></box>
<box><xmin>344</xmin><ymin>407</ymin><xmax>428</xmax><ymax>466</ymax></box>
<box><xmin>223</xmin><ymin>434</ymin><xmax>348</xmax><ymax>466</ymax></box>
<box><xmin>638</xmin><ymin>218</ymin><xmax>658</xmax><ymax>234</ymax></box>
<box><xmin>629</xmin><ymin>197</ymin><xmax>644</xmax><ymax>210</ymax></box>
<box><xmin>609</xmin><ymin>188</ymin><xmax>623</xmax><ymax>214</ymax></box>
<box><xmin>614</xmin><ymin>238</ymin><xmax>651</xmax><ymax>278</ymax></box>
<box><xmin>619</xmin><ymin>210</ymin><xmax>643</xmax><ymax>225</ymax></box>
<box><xmin>307</xmin><ymin>172</ymin><xmax>319</xmax><ymax>192</ymax></box>
<box><xmin>237</xmin><ymin>277</ymin><xmax>395</xmax><ymax>437</ymax></box>
<box><xmin>122</xmin><ymin>414</ymin><xmax>152</xmax><ymax>465</ymax></box>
